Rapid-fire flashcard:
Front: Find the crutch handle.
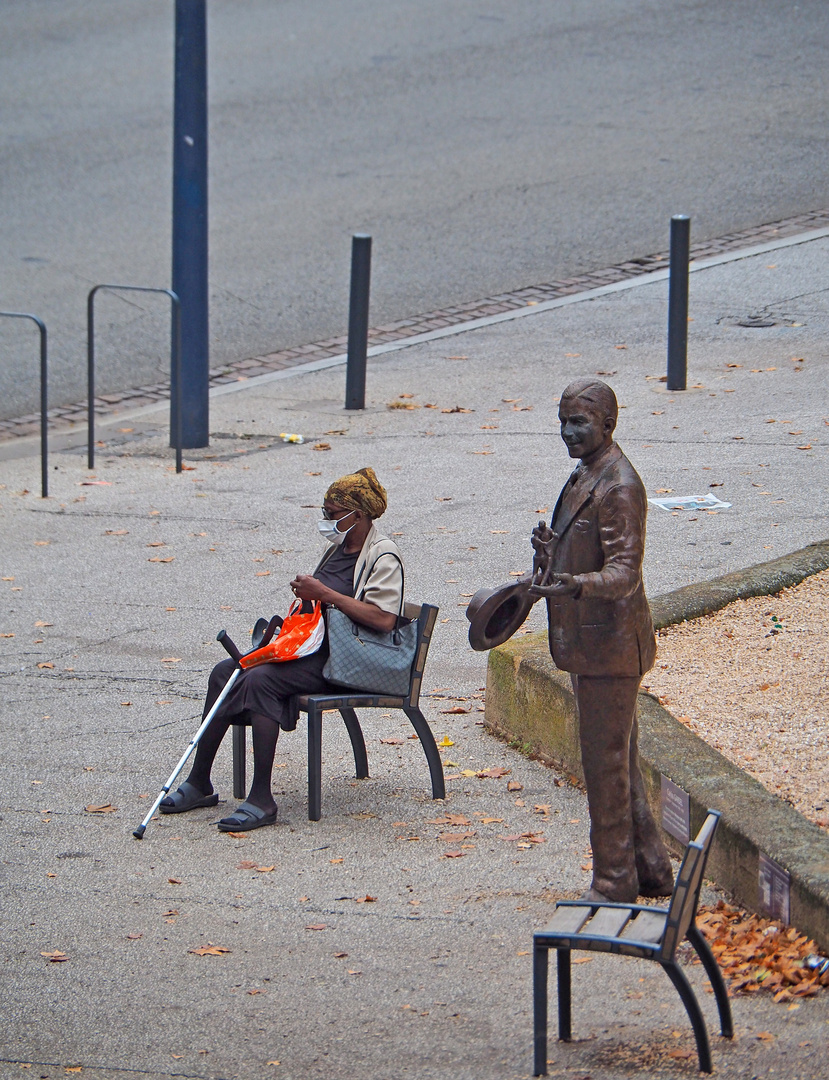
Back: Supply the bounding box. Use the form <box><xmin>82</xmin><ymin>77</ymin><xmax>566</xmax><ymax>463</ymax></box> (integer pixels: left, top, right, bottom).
<box><xmin>216</xmin><ymin>629</ymin><xmax>242</xmax><ymax>663</ymax></box>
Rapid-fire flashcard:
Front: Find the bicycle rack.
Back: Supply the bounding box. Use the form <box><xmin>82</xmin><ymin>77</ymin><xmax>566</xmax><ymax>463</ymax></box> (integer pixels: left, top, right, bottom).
<box><xmin>87</xmin><ymin>285</ymin><xmax>182</xmax><ymax>472</ymax></box>
<box><xmin>0</xmin><ymin>311</ymin><xmax>48</xmax><ymax>497</ymax></box>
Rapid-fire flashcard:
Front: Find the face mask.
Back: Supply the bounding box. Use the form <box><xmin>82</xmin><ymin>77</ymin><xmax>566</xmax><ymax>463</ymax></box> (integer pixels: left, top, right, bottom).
<box><xmin>317</xmin><ymin>510</ymin><xmax>356</xmax><ymax>545</ymax></box>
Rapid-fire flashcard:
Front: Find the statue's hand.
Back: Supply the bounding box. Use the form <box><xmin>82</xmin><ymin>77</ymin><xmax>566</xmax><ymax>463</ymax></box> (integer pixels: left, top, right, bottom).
<box><xmin>528</xmin><ymin>572</ymin><xmax>581</xmax><ymax>599</ymax></box>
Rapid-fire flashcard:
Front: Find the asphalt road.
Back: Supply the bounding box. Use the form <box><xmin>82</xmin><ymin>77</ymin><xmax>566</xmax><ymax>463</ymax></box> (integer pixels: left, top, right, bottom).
<box><xmin>2</xmin><ymin>0</ymin><xmax>828</xmax><ymax>419</ymax></box>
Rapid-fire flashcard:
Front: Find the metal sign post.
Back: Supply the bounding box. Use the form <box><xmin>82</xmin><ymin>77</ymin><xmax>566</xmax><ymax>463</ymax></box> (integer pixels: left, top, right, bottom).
<box><xmin>172</xmin><ymin>0</ymin><xmax>209</xmax><ymax>447</ymax></box>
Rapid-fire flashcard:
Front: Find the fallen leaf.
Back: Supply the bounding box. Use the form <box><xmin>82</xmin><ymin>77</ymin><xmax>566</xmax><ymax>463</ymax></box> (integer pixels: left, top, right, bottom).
<box><xmin>440</xmin><ymin>406</ymin><xmax>473</xmax><ymax>414</ymax></box>
<box><xmin>572</xmin><ymin>957</ymin><xmax>593</xmax><ymax>964</ymax></box>
<box><xmin>0</xmin><ymin>633</ymin><xmax>14</xmax><ymax>638</ymax></box>
<box><xmin>476</xmin><ymin>766</ymin><xmax>511</xmax><ymax>778</ymax></box>
<box><xmin>126</xmin><ymin>933</ymin><xmax>143</xmax><ymax>940</ymax></box>
<box><xmin>35</xmin><ymin>620</ymin><xmax>54</xmax><ymax>627</ymax></box>
<box><xmin>248</xmin><ymin>988</ymin><xmax>266</xmax><ymax>995</ymax></box>
<box><xmin>255</xmin><ymin>865</ymin><xmax>276</xmax><ymax>873</ymax></box>
<box><xmin>305</xmin><ymin>924</ymin><xmax>327</xmax><ymax>931</ymax></box>
<box><xmin>354</xmin><ymin>895</ymin><xmax>377</xmax><ymax>903</ymax></box>
<box><xmin>312</xmin><ymin>442</ymin><xmax>331</xmax><ymax>451</ymax></box>
<box><xmin>148</xmin><ymin>556</ymin><xmax>175</xmax><ymax>563</ymax></box>
<box><xmin>160</xmin><ymin>657</ymin><xmax>182</xmax><ymax>663</ymax></box>
<box><xmin>37</xmin><ymin>662</ymin><xmax>54</xmax><ymax>669</ymax></box>
<box><xmin>797</xmin><ymin>444</ymin><xmax>812</xmax><ymax>450</ymax></box>
<box><xmin>507</xmin><ymin>780</ymin><xmax>523</xmax><ymax>791</ymax></box>
<box><xmin>334</xmin><ymin>952</ymin><xmax>349</xmax><ymax>959</ymax></box>
<box><xmin>162</xmin><ymin>910</ymin><xmax>179</xmax><ymax>917</ymax></box>
<box><xmin>120</xmin><ymin>701</ymin><xmax>132</xmax><ymax>706</ymax></box>
<box><xmin>105</xmin><ymin>529</ymin><xmax>129</xmax><ymax>535</ymax></box>
<box><xmin>225</xmin><ymin>831</ymin><xmax>250</xmax><ymax>839</ymax></box>
<box><xmin>481</xmin><ymin>817</ymin><xmax>504</xmax><ymax>824</ymax></box>
<box><xmin>41</xmin><ymin>950</ymin><xmax>69</xmax><ymax>962</ymax></box>
<box><xmin>380</xmin><ymin>737</ymin><xmax>404</xmax><ymax>745</ymax></box>
<box><xmin>255</xmin><ymin>570</ymin><xmax>271</xmax><ymax>577</ymax></box>
<box><xmin>189</xmin><ymin>945</ymin><xmax>230</xmax><ymax>956</ymax></box>
<box><xmin>443</xmin><ymin>851</ymin><xmax>465</xmax><ymax>858</ymax></box>
<box><xmin>347</xmin><ymin>969</ymin><xmax>362</xmax><ymax>975</ymax></box>
<box><xmin>146</xmin><ymin>541</ymin><xmax>166</xmax><ymax>548</ymax></box>
<box><xmin>168</xmin><ymin>877</ymin><xmax>182</xmax><ymax>884</ymax></box>
<box><xmin>441</xmin><ymin>832</ymin><xmax>476</xmax><ymax>843</ymax></box>
<box><xmin>85</xmin><ymin>803</ymin><xmax>117</xmax><ymax>813</ymax></box>
<box><xmin>440</xmin><ymin>706</ymin><xmax>469</xmax><ymax>714</ymax></box>
<box><xmin>756</xmin><ymin>1031</ymin><xmax>775</xmax><ymax>1041</ymax></box>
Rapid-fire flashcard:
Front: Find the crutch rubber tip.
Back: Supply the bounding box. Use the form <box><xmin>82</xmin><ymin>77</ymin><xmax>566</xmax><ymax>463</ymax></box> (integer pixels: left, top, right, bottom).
<box><xmin>133</xmin><ymin>825</ymin><xmax>146</xmax><ymax>839</ymax></box>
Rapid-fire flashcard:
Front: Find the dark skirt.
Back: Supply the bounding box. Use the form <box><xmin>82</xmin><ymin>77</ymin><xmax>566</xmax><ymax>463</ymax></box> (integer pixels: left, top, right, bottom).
<box><xmin>203</xmin><ymin>642</ymin><xmax>333</xmax><ymax>730</ymax></box>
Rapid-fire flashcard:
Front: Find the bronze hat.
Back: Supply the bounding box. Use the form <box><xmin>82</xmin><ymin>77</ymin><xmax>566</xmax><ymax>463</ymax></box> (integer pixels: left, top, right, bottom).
<box><xmin>465</xmin><ymin>579</ymin><xmax>539</xmax><ymax>652</ymax></box>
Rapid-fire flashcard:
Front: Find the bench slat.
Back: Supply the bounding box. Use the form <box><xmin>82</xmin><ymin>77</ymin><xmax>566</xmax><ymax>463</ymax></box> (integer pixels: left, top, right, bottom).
<box><xmin>621</xmin><ymin>910</ymin><xmax>666</xmax><ymax>944</ymax></box>
<box><xmin>542</xmin><ymin>906</ymin><xmax>592</xmax><ymax>935</ymax></box>
<box><xmin>584</xmin><ymin>906</ymin><xmax>633</xmax><ymax>938</ymax></box>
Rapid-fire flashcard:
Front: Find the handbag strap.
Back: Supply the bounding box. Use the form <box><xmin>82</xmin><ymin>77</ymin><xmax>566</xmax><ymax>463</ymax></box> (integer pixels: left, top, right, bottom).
<box><xmin>355</xmin><ymin>549</ymin><xmax>407</xmax><ymax>636</ymax></box>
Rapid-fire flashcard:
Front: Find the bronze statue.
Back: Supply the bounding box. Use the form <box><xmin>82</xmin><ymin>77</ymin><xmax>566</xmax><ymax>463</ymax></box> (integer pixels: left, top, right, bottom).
<box><xmin>469</xmin><ymin>379</ymin><xmax>673</xmax><ymax>903</ymax></box>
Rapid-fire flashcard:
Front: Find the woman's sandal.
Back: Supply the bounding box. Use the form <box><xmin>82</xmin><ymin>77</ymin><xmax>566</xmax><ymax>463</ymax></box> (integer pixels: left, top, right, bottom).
<box><xmin>217</xmin><ymin>801</ymin><xmax>278</xmax><ymax>832</ymax></box>
<box><xmin>159</xmin><ymin>781</ymin><xmax>219</xmax><ymax>814</ymax></box>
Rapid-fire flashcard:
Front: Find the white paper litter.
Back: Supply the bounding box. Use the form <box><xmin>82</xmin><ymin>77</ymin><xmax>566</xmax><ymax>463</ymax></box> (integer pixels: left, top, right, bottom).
<box><xmin>648</xmin><ymin>493</ymin><xmax>732</xmax><ymax>511</ymax></box>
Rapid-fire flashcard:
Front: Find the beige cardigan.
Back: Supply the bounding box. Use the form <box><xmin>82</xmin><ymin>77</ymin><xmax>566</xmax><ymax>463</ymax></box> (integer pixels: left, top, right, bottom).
<box><xmin>315</xmin><ymin>522</ymin><xmax>404</xmax><ymax>616</ymax></box>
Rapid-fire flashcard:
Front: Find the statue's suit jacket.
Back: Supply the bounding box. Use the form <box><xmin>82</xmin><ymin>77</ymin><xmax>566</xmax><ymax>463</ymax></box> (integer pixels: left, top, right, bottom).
<box><xmin>546</xmin><ymin>441</ymin><xmax>656</xmax><ymax>678</ymax></box>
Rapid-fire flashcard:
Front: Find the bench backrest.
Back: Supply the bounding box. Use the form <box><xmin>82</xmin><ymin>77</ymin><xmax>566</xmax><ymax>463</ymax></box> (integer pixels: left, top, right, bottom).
<box><xmin>404</xmin><ymin>602</ymin><xmax>439</xmax><ymax>708</ymax></box>
<box><xmin>659</xmin><ymin>810</ymin><xmax>721</xmax><ymax>961</ymax></box>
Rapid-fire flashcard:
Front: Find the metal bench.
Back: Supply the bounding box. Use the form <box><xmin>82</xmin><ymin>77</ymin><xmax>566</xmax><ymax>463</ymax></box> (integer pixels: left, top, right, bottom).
<box><xmin>533</xmin><ymin>810</ymin><xmax>733</xmax><ymax>1074</ymax></box>
<box><xmin>232</xmin><ymin>602</ymin><xmax>444</xmax><ymax>820</ymax></box>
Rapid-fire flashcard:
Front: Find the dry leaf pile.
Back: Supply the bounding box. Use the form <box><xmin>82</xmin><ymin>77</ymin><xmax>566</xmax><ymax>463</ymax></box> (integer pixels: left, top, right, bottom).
<box><xmin>696</xmin><ymin>901</ymin><xmax>829</xmax><ymax>1000</ymax></box>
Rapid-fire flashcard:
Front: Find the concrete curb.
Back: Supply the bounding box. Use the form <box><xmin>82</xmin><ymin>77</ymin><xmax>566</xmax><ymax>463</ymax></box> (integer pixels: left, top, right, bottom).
<box><xmin>484</xmin><ymin>541</ymin><xmax>829</xmax><ymax>950</ymax></box>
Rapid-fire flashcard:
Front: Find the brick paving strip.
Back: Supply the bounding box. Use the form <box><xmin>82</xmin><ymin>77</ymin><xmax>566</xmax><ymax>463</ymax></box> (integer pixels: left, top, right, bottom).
<box><xmin>2</xmin><ymin>206</ymin><xmax>828</xmax><ymax>443</ymax></box>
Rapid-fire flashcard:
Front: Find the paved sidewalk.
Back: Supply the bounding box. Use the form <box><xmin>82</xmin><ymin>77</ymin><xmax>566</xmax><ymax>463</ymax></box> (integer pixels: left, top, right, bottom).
<box><xmin>1</xmin><ymin>231</ymin><xmax>828</xmax><ymax>1079</ymax></box>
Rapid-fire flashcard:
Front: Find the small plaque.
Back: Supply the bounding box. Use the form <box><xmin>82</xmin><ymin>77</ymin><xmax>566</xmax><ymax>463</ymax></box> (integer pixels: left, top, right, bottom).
<box><xmin>660</xmin><ymin>775</ymin><xmax>690</xmax><ymax>844</ymax></box>
<box><xmin>758</xmin><ymin>852</ymin><xmax>791</xmax><ymax>923</ymax></box>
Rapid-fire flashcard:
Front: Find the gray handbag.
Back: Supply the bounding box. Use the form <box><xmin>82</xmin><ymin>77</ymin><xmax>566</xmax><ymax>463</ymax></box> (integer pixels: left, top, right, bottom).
<box><xmin>323</xmin><ymin>552</ymin><xmax>417</xmax><ymax>696</ymax></box>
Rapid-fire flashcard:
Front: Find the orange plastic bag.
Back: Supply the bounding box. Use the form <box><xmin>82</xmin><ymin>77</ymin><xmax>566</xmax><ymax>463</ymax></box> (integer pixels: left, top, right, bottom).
<box><xmin>239</xmin><ymin>601</ymin><xmax>325</xmax><ymax>668</ymax></box>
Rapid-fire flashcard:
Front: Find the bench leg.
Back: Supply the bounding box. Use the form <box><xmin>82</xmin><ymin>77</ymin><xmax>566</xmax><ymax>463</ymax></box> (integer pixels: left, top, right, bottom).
<box><xmin>307</xmin><ymin>705</ymin><xmax>323</xmax><ymax>821</ymax></box>
<box><xmin>232</xmin><ymin>724</ymin><xmax>246</xmax><ymax>800</ymax></box>
<box><xmin>339</xmin><ymin>708</ymin><xmax>369</xmax><ymax>779</ymax></box>
<box><xmin>403</xmin><ymin>705</ymin><xmax>446</xmax><ymax>799</ymax></box>
<box><xmin>533</xmin><ymin>943</ymin><xmax>549</xmax><ymax>1075</ymax></box>
<box><xmin>662</xmin><ymin>961</ymin><xmax>712</xmax><ymax>1073</ymax></box>
<box><xmin>557</xmin><ymin>948</ymin><xmax>572</xmax><ymax>1042</ymax></box>
<box><xmin>687</xmin><ymin>924</ymin><xmax>734</xmax><ymax>1038</ymax></box>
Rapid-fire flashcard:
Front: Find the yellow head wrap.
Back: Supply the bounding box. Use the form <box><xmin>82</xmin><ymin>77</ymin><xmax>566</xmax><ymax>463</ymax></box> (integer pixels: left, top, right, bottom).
<box><xmin>325</xmin><ymin>466</ymin><xmax>388</xmax><ymax>519</ymax></box>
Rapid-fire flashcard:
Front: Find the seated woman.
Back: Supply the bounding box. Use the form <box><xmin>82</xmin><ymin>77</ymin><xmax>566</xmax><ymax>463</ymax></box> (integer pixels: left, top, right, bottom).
<box><xmin>160</xmin><ymin>466</ymin><xmax>403</xmax><ymax>832</ymax></box>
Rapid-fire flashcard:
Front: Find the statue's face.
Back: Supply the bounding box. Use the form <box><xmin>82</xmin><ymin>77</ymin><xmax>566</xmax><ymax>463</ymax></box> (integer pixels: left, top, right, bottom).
<box><xmin>558</xmin><ymin>398</ymin><xmax>613</xmax><ymax>459</ymax></box>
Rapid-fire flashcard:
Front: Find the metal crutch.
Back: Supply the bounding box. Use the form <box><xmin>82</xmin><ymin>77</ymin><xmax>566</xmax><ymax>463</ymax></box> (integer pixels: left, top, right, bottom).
<box><xmin>133</xmin><ymin>619</ymin><xmax>279</xmax><ymax>839</ymax></box>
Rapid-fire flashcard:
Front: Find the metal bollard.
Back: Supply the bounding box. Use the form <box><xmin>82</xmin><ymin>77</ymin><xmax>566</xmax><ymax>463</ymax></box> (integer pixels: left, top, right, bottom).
<box><xmin>667</xmin><ymin>214</ymin><xmax>690</xmax><ymax>391</ymax></box>
<box><xmin>0</xmin><ymin>311</ymin><xmax>48</xmax><ymax>497</ymax></box>
<box><xmin>344</xmin><ymin>234</ymin><xmax>372</xmax><ymax>410</ymax></box>
<box><xmin>87</xmin><ymin>285</ymin><xmax>182</xmax><ymax>472</ymax></box>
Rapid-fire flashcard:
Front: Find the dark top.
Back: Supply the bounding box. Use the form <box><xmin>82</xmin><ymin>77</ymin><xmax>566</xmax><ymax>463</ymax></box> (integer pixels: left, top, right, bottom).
<box><xmin>313</xmin><ymin>545</ymin><xmax>359</xmax><ymax>599</ymax></box>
